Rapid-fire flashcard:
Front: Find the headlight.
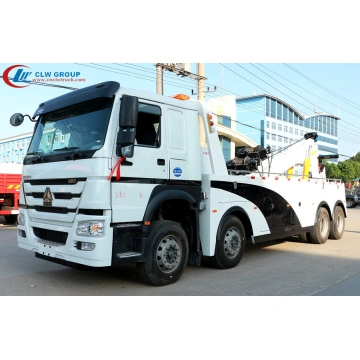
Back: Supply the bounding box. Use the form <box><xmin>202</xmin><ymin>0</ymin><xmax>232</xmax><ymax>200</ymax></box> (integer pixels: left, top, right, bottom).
<box><xmin>76</xmin><ymin>221</ymin><xmax>104</xmax><ymax>236</ymax></box>
<box><xmin>18</xmin><ymin>212</ymin><xmax>25</xmax><ymax>226</ymax></box>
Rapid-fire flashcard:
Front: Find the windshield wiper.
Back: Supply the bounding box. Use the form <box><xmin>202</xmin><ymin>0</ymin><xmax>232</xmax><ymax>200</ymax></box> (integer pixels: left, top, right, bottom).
<box><xmin>27</xmin><ymin>151</ymin><xmax>44</xmax><ymax>156</ymax></box>
<box><xmin>26</xmin><ymin>151</ymin><xmax>46</xmax><ymax>164</ymax></box>
<box><xmin>53</xmin><ymin>146</ymin><xmax>85</xmax><ymax>160</ymax></box>
<box><xmin>53</xmin><ymin>147</ymin><xmax>80</xmax><ymax>151</ymax></box>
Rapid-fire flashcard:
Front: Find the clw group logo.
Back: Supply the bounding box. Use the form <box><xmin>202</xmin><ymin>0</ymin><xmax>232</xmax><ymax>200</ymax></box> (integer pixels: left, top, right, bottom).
<box><xmin>2</xmin><ymin>64</ymin><xmax>86</xmax><ymax>88</ymax></box>
<box><xmin>2</xmin><ymin>64</ymin><xmax>32</xmax><ymax>88</ymax></box>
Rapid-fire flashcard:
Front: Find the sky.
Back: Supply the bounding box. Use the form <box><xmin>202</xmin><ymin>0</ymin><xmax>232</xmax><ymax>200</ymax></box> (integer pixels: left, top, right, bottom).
<box><xmin>1</xmin><ymin>62</ymin><xmax>360</xmax><ymax>159</ymax></box>
<box><xmin>2</xmin><ymin>1</ymin><xmax>359</xmax><ymax>356</ymax></box>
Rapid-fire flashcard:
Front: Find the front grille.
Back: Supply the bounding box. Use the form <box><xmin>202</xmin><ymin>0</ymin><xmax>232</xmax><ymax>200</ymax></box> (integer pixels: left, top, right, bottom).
<box><xmin>33</xmin><ymin>227</ymin><xmax>68</xmax><ymax>245</ymax></box>
<box><xmin>34</xmin><ymin>206</ymin><xmax>76</xmax><ymax>214</ymax></box>
<box><xmin>26</xmin><ymin>192</ymin><xmax>81</xmax><ymax>199</ymax></box>
<box><xmin>26</xmin><ymin>178</ymin><xmax>86</xmax><ymax>186</ymax></box>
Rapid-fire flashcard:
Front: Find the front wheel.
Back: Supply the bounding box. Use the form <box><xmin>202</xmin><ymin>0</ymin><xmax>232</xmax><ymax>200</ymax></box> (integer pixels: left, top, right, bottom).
<box><xmin>212</xmin><ymin>216</ymin><xmax>246</xmax><ymax>269</ymax></box>
<box><xmin>329</xmin><ymin>206</ymin><xmax>345</xmax><ymax>240</ymax></box>
<box><xmin>308</xmin><ymin>207</ymin><xmax>330</xmax><ymax>244</ymax></box>
<box><xmin>346</xmin><ymin>199</ymin><xmax>355</xmax><ymax>208</ymax></box>
<box><xmin>136</xmin><ymin>220</ymin><xmax>189</xmax><ymax>286</ymax></box>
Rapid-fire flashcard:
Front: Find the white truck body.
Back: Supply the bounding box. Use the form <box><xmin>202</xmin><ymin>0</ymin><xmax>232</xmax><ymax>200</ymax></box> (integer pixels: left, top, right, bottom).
<box><xmin>13</xmin><ymin>81</ymin><xmax>346</xmax><ymax>285</ymax></box>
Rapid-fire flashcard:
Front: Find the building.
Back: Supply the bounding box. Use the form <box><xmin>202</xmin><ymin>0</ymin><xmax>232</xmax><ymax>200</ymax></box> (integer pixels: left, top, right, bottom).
<box><xmin>235</xmin><ymin>94</ymin><xmax>339</xmax><ymax>157</ymax></box>
<box><xmin>0</xmin><ymin>133</ymin><xmax>32</xmax><ymax>165</ymax></box>
<box><xmin>303</xmin><ymin>112</ymin><xmax>339</xmax><ymax>155</ymax></box>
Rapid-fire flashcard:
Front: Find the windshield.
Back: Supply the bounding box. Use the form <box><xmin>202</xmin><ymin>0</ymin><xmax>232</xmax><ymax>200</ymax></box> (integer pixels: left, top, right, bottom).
<box><xmin>25</xmin><ymin>97</ymin><xmax>114</xmax><ymax>164</ymax></box>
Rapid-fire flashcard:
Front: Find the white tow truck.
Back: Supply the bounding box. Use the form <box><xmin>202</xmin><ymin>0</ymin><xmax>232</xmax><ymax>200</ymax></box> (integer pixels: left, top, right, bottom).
<box><xmin>10</xmin><ymin>81</ymin><xmax>346</xmax><ymax>285</ymax></box>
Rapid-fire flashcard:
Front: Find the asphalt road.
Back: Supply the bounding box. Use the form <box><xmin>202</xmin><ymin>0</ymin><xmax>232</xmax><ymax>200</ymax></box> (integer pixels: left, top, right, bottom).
<box><xmin>1</xmin><ymin>207</ymin><xmax>360</xmax><ymax>296</ymax></box>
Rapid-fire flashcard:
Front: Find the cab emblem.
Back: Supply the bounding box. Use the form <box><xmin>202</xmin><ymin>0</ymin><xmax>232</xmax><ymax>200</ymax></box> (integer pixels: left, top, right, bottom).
<box><xmin>43</xmin><ymin>187</ymin><xmax>53</xmax><ymax>206</ymax></box>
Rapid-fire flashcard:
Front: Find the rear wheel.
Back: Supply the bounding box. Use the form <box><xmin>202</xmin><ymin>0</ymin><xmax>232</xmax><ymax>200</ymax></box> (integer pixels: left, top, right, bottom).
<box><xmin>329</xmin><ymin>206</ymin><xmax>345</xmax><ymax>240</ymax></box>
<box><xmin>136</xmin><ymin>220</ymin><xmax>189</xmax><ymax>286</ymax></box>
<box><xmin>308</xmin><ymin>207</ymin><xmax>330</xmax><ymax>244</ymax></box>
<box><xmin>212</xmin><ymin>216</ymin><xmax>246</xmax><ymax>269</ymax></box>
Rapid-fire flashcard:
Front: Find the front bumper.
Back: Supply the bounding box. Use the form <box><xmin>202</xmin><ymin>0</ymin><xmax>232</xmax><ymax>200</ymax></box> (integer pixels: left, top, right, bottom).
<box><xmin>17</xmin><ymin>209</ymin><xmax>148</xmax><ymax>267</ymax></box>
<box><xmin>17</xmin><ymin>210</ymin><xmax>113</xmax><ymax>267</ymax></box>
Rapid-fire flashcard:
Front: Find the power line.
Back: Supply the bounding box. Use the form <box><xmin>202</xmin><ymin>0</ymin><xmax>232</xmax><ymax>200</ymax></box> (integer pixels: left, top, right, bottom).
<box><xmin>284</xmin><ymin>63</ymin><xmax>360</xmax><ymax>111</ymax></box>
<box><xmin>218</xmin><ymin>64</ymin><xmax>360</xmax><ymax>150</ymax></box>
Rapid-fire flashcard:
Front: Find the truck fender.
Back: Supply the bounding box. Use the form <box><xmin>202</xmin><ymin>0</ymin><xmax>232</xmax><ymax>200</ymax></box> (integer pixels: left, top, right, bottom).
<box><xmin>216</xmin><ymin>206</ymin><xmax>253</xmax><ymax>245</ymax></box>
<box><xmin>314</xmin><ymin>201</ymin><xmax>331</xmax><ymax>221</ymax></box>
<box><xmin>332</xmin><ymin>200</ymin><xmax>347</xmax><ymax>219</ymax></box>
<box><xmin>142</xmin><ymin>188</ymin><xmax>201</xmax><ymax>266</ymax></box>
<box><xmin>143</xmin><ymin>188</ymin><xmax>198</xmax><ymax>227</ymax></box>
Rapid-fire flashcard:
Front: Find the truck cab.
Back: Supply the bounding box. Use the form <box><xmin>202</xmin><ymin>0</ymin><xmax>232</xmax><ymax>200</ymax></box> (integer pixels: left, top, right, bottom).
<box><xmin>11</xmin><ymin>81</ymin><xmax>218</xmax><ymax>285</ymax></box>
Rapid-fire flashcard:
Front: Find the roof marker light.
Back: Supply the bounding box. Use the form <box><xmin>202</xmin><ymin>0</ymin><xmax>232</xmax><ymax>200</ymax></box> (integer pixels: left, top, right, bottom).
<box><xmin>171</xmin><ymin>94</ymin><xmax>190</xmax><ymax>100</ymax></box>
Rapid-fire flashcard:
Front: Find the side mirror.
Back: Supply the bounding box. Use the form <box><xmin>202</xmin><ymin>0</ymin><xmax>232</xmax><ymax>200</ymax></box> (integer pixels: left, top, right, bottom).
<box><xmin>116</xmin><ymin>95</ymin><xmax>138</xmax><ymax>157</ymax></box>
<box><xmin>116</xmin><ymin>131</ymin><xmax>136</xmax><ymax>157</ymax></box>
<box><xmin>10</xmin><ymin>113</ymin><xmax>24</xmax><ymax>127</ymax></box>
<box><xmin>119</xmin><ymin>95</ymin><xmax>138</xmax><ymax>127</ymax></box>
<box><xmin>10</xmin><ymin>113</ymin><xmax>34</xmax><ymax>126</ymax></box>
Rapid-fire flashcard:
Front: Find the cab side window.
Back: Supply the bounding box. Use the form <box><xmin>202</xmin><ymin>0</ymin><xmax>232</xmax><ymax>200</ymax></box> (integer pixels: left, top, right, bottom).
<box><xmin>136</xmin><ymin>103</ymin><xmax>161</xmax><ymax>147</ymax></box>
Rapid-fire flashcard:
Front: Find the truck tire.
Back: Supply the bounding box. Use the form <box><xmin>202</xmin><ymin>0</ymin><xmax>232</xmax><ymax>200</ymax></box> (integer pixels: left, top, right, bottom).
<box><xmin>4</xmin><ymin>215</ymin><xmax>18</xmax><ymax>225</ymax></box>
<box><xmin>136</xmin><ymin>220</ymin><xmax>189</xmax><ymax>286</ymax></box>
<box><xmin>308</xmin><ymin>207</ymin><xmax>330</xmax><ymax>244</ymax></box>
<box><xmin>329</xmin><ymin>206</ymin><xmax>345</xmax><ymax>240</ymax></box>
<box><xmin>212</xmin><ymin>216</ymin><xmax>246</xmax><ymax>269</ymax></box>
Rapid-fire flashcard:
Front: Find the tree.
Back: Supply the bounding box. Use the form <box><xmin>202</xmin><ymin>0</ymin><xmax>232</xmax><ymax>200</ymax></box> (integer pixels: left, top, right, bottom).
<box><xmin>324</xmin><ymin>161</ymin><xmax>342</xmax><ymax>179</ymax></box>
<box><xmin>349</xmin><ymin>160</ymin><xmax>360</xmax><ymax>179</ymax></box>
<box><xmin>338</xmin><ymin>161</ymin><xmax>356</xmax><ymax>183</ymax></box>
<box><xmin>350</xmin><ymin>152</ymin><xmax>360</xmax><ymax>163</ymax></box>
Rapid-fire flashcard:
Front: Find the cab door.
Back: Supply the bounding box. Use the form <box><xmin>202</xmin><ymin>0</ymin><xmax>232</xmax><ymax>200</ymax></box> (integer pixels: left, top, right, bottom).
<box><xmin>111</xmin><ymin>101</ymin><xmax>169</xmax><ymax>223</ymax></box>
<box><xmin>167</xmin><ymin>107</ymin><xmax>189</xmax><ymax>181</ymax></box>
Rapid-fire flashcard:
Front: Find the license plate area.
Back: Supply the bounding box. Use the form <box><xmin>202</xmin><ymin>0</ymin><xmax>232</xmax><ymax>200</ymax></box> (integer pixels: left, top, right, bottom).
<box><xmin>38</xmin><ymin>243</ymin><xmax>56</xmax><ymax>257</ymax></box>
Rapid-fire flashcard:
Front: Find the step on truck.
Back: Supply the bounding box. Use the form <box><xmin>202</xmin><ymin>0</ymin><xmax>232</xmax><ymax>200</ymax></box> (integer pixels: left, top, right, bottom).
<box><xmin>0</xmin><ymin>163</ymin><xmax>22</xmax><ymax>224</ymax></box>
<box><xmin>10</xmin><ymin>81</ymin><xmax>346</xmax><ymax>286</ymax></box>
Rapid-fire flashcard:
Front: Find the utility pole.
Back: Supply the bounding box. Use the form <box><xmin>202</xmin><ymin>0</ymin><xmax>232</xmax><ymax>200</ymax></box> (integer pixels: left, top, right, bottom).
<box><xmin>191</xmin><ymin>64</ymin><xmax>216</xmax><ymax>100</ymax></box>
<box><xmin>154</xmin><ymin>63</ymin><xmax>207</xmax><ymax>97</ymax></box>
<box><xmin>197</xmin><ymin>63</ymin><xmax>205</xmax><ymax>101</ymax></box>
<box><xmin>156</xmin><ymin>64</ymin><xmax>163</xmax><ymax>95</ymax></box>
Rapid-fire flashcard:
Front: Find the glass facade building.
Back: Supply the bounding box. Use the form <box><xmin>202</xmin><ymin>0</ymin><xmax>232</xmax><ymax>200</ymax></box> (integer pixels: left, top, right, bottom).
<box><xmin>236</xmin><ymin>94</ymin><xmax>339</xmax><ymax>156</ymax></box>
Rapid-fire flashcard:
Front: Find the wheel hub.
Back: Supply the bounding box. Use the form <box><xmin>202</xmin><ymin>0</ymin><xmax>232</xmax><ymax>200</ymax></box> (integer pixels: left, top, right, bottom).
<box><xmin>224</xmin><ymin>228</ymin><xmax>241</xmax><ymax>258</ymax></box>
<box><xmin>157</xmin><ymin>236</ymin><xmax>181</xmax><ymax>273</ymax></box>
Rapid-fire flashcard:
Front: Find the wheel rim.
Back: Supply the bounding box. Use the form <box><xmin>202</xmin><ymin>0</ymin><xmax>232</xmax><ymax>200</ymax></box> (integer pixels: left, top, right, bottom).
<box><xmin>223</xmin><ymin>227</ymin><xmax>241</xmax><ymax>258</ymax></box>
<box><xmin>319</xmin><ymin>214</ymin><xmax>329</xmax><ymax>237</ymax></box>
<box><xmin>346</xmin><ymin>200</ymin><xmax>353</xmax><ymax>207</ymax></box>
<box><xmin>335</xmin><ymin>212</ymin><xmax>344</xmax><ymax>232</ymax></box>
<box><xmin>157</xmin><ymin>236</ymin><xmax>182</xmax><ymax>273</ymax></box>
